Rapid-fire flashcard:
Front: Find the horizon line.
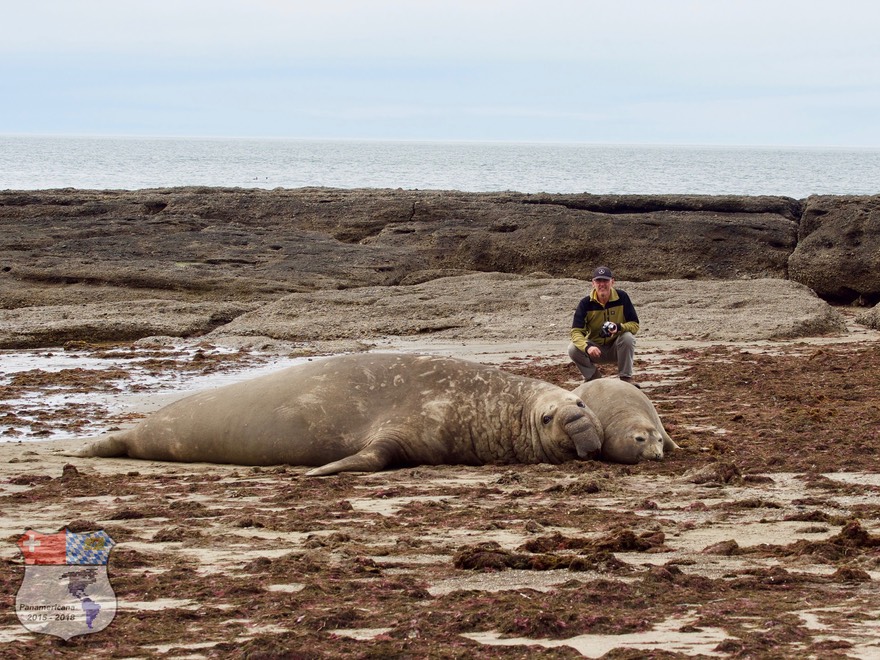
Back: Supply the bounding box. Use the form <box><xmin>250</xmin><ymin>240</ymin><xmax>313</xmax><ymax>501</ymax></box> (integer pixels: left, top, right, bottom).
<box><xmin>2</xmin><ymin>132</ymin><xmax>879</xmax><ymax>151</ymax></box>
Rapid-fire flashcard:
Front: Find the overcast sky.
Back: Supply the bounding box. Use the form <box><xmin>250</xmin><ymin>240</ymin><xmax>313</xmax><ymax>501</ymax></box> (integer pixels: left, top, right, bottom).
<box><xmin>3</xmin><ymin>0</ymin><xmax>879</xmax><ymax>146</ymax></box>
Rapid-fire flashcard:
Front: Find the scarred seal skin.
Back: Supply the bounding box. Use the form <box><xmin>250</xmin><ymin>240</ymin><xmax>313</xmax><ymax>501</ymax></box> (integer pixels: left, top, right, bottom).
<box><xmin>572</xmin><ymin>378</ymin><xmax>679</xmax><ymax>464</ymax></box>
<box><xmin>69</xmin><ymin>353</ymin><xmax>603</xmax><ymax>475</ymax></box>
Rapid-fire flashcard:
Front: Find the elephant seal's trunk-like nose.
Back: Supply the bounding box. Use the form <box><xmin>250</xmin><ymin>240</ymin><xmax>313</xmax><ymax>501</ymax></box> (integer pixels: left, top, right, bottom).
<box><xmin>563</xmin><ymin>407</ymin><xmax>602</xmax><ymax>458</ymax></box>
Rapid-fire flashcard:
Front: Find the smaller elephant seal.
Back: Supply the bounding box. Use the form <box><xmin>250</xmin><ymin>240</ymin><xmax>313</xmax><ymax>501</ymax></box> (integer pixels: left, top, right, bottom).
<box><xmin>68</xmin><ymin>353</ymin><xmax>603</xmax><ymax>475</ymax></box>
<box><xmin>572</xmin><ymin>379</ymin><xmax>678</xmax><ymax>464</ymax></box>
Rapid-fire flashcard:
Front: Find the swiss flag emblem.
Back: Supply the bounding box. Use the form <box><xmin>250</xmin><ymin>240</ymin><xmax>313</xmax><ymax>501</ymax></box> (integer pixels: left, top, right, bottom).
<box><xmin>17</xmin><ymin>530</ymin><xmax>67</xmax><ymax>565</ymax></box>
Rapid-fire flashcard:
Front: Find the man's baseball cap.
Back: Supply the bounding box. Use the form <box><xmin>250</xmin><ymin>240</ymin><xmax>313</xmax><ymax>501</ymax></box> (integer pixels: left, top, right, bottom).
<box><xmin>592</xmin><ymin>266</ymin><xmax>614</xmax><ymax>280</ymax></box>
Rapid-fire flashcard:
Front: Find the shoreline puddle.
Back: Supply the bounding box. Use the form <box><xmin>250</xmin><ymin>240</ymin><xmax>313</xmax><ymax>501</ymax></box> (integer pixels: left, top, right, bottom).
<box><xmin>0</xmin><ymin>344</ymin><xmax>305</xmax><ymax>441</ymax></box>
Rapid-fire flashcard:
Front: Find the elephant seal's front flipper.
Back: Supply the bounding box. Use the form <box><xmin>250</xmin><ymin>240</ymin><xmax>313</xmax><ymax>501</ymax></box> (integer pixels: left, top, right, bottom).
<box><xmin>305</xmin><ymin>437</ymin><xmax>401</xmax><ymax>476</ymax></box>
<box><xmin>662</xmin><ymin>429</ymin><xmax>680</xmax><ymax>452</ymax></box>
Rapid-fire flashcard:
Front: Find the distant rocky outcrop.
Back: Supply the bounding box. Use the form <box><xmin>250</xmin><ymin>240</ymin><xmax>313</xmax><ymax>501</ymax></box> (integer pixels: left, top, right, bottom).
<box><xmin>788</xmin><ymin>195</ymin><xmax>880</xmax><ymax>303</ymax></box>
<box><xmin>0</xmin><ymin>188</ymin><xmax>806</xmax><ymax>299</ymax></box>
<box><xmin>0</xmin><ymin>187</ymin><xmax>876</xmax><ymax>349</ymax></box>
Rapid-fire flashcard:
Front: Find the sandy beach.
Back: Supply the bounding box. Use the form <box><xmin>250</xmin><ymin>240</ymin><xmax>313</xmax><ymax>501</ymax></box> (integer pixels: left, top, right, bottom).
<box><xmin>2</xmin><ymin>309</ymin><xmax>880</xmax><ymax>657</ymax></box>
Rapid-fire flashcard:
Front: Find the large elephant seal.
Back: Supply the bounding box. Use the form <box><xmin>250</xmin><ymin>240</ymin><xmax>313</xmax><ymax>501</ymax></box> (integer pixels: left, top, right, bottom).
<box><xmin>70</xmin><ymin>353</ymin><xmax>603</xmax><ymax>475</ymax></box>
<box><xmin>572</xmin><ymin>379</ymin><xmax>678</xmax><ymax>464</ymax></box>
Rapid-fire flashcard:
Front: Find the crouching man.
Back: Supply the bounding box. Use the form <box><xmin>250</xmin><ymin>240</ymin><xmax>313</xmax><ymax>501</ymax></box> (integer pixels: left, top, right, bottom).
<box><xmin>568</xmin><ymin>266</ymin><xmax>641</xmax><ymax>386</ymax></box>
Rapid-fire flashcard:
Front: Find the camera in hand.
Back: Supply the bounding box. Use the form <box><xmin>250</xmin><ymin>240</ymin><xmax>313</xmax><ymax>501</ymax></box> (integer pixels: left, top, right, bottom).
<box><xmin>600</xmin><ymin>321</ymin><xmax>617</xmax><ymax>338</ymax></box>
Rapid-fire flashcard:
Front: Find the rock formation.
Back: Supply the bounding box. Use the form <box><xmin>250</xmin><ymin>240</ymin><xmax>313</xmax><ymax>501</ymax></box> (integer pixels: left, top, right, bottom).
<box><xmin>788</xmin><ymin>195</ymin><xmax>880</xmax><ymax>303</ymax></box>
<box><xmin>0</xmin><ymin>187</ymin><xmax>876</xmax><ymax>348</ymax></box>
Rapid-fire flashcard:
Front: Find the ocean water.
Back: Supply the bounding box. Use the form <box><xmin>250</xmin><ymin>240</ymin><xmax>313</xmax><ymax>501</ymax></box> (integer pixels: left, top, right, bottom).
<box><xmin>2</xmin><ymin>135</ymin><xmax>879</xmax><ymax>198</ymax></box>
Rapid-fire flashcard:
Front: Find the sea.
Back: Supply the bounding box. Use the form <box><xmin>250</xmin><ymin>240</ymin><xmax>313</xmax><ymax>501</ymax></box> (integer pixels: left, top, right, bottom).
<box><xmin>2</xmin><ymin>134</ymin><xmax>880</xmax><ymax>198</ymax></box>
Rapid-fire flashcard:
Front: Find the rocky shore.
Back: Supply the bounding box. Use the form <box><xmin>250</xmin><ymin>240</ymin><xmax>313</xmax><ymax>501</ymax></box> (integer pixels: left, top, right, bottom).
<box><xmin>1</xmin><ymin>187</ymin><xmax>878</xmax><ymax>349</ymax></box>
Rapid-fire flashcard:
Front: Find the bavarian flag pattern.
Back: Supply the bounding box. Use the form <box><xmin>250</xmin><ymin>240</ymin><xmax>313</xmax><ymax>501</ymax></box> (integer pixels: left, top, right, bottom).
<box><xmin>67</xmin><ymin>531</ymin><xmax>114</xmax><ymax>565</ymax></box>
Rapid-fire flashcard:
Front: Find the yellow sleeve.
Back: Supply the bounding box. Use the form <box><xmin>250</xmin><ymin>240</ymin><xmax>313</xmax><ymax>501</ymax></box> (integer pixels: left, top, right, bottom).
<box><xmin>570</xmin><ymin>327</ymin><xmax>588</xmax><ymax>352</ymax></box>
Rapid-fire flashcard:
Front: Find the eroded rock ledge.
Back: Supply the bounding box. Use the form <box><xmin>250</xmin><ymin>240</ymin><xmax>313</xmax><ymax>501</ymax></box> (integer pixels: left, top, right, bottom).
<box><xmin>1</xmin><ymin>188</ymin><xmax>877</xmax><ymax>348</ymax></box>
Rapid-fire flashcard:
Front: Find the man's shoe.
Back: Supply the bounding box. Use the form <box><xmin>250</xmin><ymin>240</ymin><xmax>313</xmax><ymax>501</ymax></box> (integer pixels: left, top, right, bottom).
<box><xmin>585</xmin><ymin>370</ymin><xmax>603</xmax><ymax>383</ymax></box>
<box><xmin>619</xmin><ymin>376</ymin><xmax>640</xmax><ymax>389</ymax></box>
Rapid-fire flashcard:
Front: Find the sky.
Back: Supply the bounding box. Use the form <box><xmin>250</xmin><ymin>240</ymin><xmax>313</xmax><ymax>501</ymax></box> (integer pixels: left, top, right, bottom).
<box><xmin>3</xmin><ymin>0</ymin><xmax>880</xmax><ymax>146</ymax></box>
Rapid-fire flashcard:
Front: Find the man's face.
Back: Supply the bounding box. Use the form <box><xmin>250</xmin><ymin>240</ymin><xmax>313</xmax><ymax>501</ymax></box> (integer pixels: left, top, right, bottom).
<box><xmin>592</xmin><ymin>277</ymin><xmax>613</xmax><ymax>295</ymax></box>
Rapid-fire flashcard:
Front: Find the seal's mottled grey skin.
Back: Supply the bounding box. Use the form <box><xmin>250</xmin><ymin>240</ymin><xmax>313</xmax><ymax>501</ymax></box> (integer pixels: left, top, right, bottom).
<box><xmin>71</xmin><ymin>353</ymin><xmax>603</xmax><ymax>475</ymax></box>
<box><xmin>572</xmin><ymin>379</ymin><xmax>678</xmax><ymax>464</ymax></box>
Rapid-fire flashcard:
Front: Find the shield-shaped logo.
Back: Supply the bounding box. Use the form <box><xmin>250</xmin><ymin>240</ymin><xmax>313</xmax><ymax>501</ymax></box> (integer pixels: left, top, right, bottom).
<box><xmin>15</xmin><ymin>528</ymin><xmax>117</xmax><ymax>640</ymax></box>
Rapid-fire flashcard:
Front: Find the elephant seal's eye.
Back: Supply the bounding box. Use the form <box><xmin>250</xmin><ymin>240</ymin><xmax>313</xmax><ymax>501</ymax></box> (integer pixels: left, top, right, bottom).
<box><xmin>576</xmin><ymin>400</ymin><xmax>586</xmax><ymax>408</ymax></box>
<box><xmin>542</xmin><ymin>415</ymin><xmax>552</xmax><ymax>425</ymax></box>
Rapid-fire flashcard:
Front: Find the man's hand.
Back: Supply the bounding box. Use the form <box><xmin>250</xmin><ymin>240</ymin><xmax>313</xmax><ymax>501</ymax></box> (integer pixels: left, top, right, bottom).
<box><xmin>587</xmin><ymin>346</ymin><xmax>601</xmax><ymax>359</ymax></box>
